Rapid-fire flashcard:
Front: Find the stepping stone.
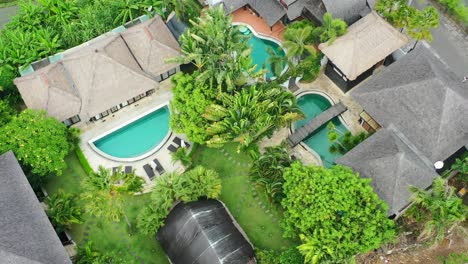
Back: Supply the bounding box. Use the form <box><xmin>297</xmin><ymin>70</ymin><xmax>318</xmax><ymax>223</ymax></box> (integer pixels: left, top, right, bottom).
<box><xmin>224</xmin><ymin>153</ymin><xmax>228</xmax><ymax>156</ymax></box>
<box><xmin>255</xmin><ymin>197</ymin><xmax>260</xmax><ymax>201</ymax></box>
<box><xmin>261</xmin><ymin>205</ymin><xmax>266</xmax><ymax>209</ymax></box>
<box><xmin>237</xmin><ymin>162</ymin><xmax>241</xmax><ymax>166</ymax></box>
<box><xmin>228</xmin><ymin>156</ymin><xmax>232</xmax><ymax>160</ymax></box>
<box><xmin>258</xmin><ymin>201</ymin><xmax>262</xmax><ymax>205</ymax></box>
<box><xmin>269</xmin><ymin>213</ymin><xmax>274</xmax><ymax>217</ymax></box>
<box><xmin>266</xmin><ymin>210</ymin><xmax>270</xmax><ymax>213</ymax></box>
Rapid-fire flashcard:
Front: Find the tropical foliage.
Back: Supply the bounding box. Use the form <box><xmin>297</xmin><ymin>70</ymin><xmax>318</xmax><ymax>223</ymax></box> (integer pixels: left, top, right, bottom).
<box><xmin>250</xmin><ymin>144</ymin><xmax>292</xmax><ymax>204</ymax></box>
<box><xmin>282</xmin><ymin>163</ymin><xmax>395</xmax><ymax>263</ymax></box>
<box><xmin>45</xmin><ymin>190</ymin><xmax>83</xmax><ymax>232</ymax></box>
<box><xmin>170</xmin><ymin>72</ymin><xmax>216</xmax><ymax>144</ymax></box>
<box><xmin>0</xmin><ymin>110</ymin><xmax>71</xmax><ymax>176</ymax></box>
<box><xmin>256</xmin><ymin>246</ymin><xmax>304</xmax><ymax>264</ymax></box>
<box><xmin>203</xmin><ymin>85</ymin><xmax>303</xmax><ymax>149</ymax></box>
<box><xmin>74</xmin><ymin>241</ymin><xmax>115</xmax><ymax>264</ymax></box>
<box><xmin>451</xmin><ymin>156</ymin><xmax>468</xmax><ymax>182</ymax></box>
<box><xmin>376</xmin><ymin>0</ymin><xmax>439</xmax><ymax>41</ymax></box>
<box><xmin>315</xmin><ymin>12</ymin><xmax>348</xmax><ymax>44</ymax></box>
<box><xmin>169</xmin><ymin>5</ymin><xmax>263</xmax><ymax>93</ymax></box>
<box><xmin>0</xmin><ymin>99</ymin><xmax>16</xmax><ymax>127</ymax></box>
<box><xmin>409</xmin><ymin>177</ymin><xmax>467</xmax><ymax>243</ymax></box>
<box><xmin>137</xmin><ymin>166</ymin><xmax>221</xmax><ymax>235</ymax></box>
<box><xmin>171</xmin><ymin>147</ymin><xmax>192</xmax><ymax>167</ymax></box>
<box><xmin>81</xmin><ymin>166</ymin><xmax>144</xmax><ymax>224</ymax></box>
<box><xmin>327</xmin><ymin>122</ymin><xmax>370</xmax><ymax>155</ymax></box>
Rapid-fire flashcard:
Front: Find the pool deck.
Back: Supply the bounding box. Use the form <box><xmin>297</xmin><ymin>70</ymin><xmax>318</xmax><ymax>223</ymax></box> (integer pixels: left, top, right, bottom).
<box><xmin>231</xmin><ymin>8</ymin><xmax>285</xmax><ymax>42</ymax></box>
<box><xmin>77</xmin><ymin>79</ymin><xmax>186</xmax><ymax>192</ymax></box>
<box><xmin>258</xmin><ymin>73</ymin><xmax>365</xmax><ymax>166</ymax></box>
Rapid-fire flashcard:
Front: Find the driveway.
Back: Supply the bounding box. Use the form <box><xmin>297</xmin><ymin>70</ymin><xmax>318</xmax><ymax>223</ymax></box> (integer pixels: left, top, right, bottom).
<box><xmin>0</xmin><ymin>5</ymin><xmax>18</xmax><ymax>29</ymax></box>
<box><xmin>409</xmin><ymin>0</ymin><xmax>468</xmax><ymax>79</ymax></box>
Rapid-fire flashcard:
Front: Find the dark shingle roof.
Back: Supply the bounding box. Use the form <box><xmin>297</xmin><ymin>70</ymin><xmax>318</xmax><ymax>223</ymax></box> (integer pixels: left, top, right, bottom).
<box><xmin>286</xmin><ymin>0</ymin><xmax>326</xmax><ymax>22</ymax></box>
<box><xmin>322</xmin><ymin>0</ymin><xmax>369</xmax><ymax>24</ymax></box>
<box><xmin>0</xmin><ymin>151</ymin><xmax>71</xmax><ymax>264</ymax></box>
<box><xmin>351</xmin><ymin>46</ymin><xmax>468</xmax><ymax>162</ymax></box>
<box><xmin>157</xmin><ymin>200</ymin><xmax>255</xmax><ymax>264</ymax></box>
<box><xmin>336</xmin><ymin>128</ymin><xmax>439</xmax><ymax>215</ymax></box>
<box><xmin>223</xmin><ymin>0</ymin><xmax>286</xmax><ymax>26</ymax></box>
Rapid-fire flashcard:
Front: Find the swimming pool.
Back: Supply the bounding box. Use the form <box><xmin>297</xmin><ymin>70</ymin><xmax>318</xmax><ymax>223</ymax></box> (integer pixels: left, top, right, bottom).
<box><xmin>294</xmin><ymin>93</ymin><xmax>348</xmax><ymax>167</ymax></box>
<box><xmin>239</xmin><ymin>26</ymin><xmax>285</xmax><ymax>78</ymax></box>
<box><xmin>92</xmin><ymin>106</ymin><xmax>170</xmax><ymax>160</ymax></box>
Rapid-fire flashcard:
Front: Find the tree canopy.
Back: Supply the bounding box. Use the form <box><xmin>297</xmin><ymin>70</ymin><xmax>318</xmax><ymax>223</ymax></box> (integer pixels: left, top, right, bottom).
<box><xmin>137</xmin><ymin>166</ymin><xmax>222</xmax><ymax>235</ymax></box>
<box><xmin>0</xmin><ymin>110</ymin><xmax>71</xmax><ymax>176</ymax></box>
<box><xmin>282</xmin><ymin>163</ymin><xmax>395</xmax><ymax>263</ymax></box>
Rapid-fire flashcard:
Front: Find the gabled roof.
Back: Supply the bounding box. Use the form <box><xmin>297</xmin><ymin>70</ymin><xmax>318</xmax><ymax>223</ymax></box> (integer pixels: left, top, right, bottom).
<box><xmin>157</xmin><ymin>200</ymin><xmax>255</xmax><ymax>264</ymax></box>
<box><xmin>0</xmin><ymin>151</ymin><xmax>71</xmax><ymax>264</ymax></box>
<box><xmin>336</xmin><ymin>128</ymin><xmax>439</xmax><ymax>215</ymax></box>
<box><xmin>286</xmin><ymin>0</ymin><xmax>326</xmax><ymax>22</ymax></box>
<box><xmin>322</xmin><ymin>0</ymin><xmax>369</xmax><ymax>24</ymax></box>
<box><xmin>121</xmin><ymin>15</ymin><xmax>181</xmax><ymax>77</ymax></box>
<box><xmin>319</xmin><ymin>11</ymin><xmax>408</xmax><ymax>80</ymax></box>
<box><xmin>351</xmin><ymin>46</ymin><xmax>468</xmax><ymax>162</ymax></box>
<box><xmin>15</xmin><ymin>34</ymin><xmax>158</xmax><ymax>122</ymax></box>
<box><xmin>223</xmin><ymin>0</ymin><xmax>286</xmax><ymax>27</ymax></box>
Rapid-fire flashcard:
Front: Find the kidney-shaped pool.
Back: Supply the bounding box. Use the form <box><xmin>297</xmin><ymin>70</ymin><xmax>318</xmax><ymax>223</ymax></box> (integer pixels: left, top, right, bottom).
<box><xmin>91</xmin><ymin>106</ymin><xmax>170</xmax><ymax>160</ymax></box>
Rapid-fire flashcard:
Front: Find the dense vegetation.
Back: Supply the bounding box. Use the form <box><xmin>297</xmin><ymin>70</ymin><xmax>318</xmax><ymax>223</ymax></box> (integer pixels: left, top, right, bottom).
<box><xmin>0</xmin><ymin>110</ymin><xmax>72</xmax><ymax>177</ymax></box>
<box><xmin>327</xmin><ymin>122</ymin><xmax>370</xmax><ymax>154</ymax></box>
<box><xmin>137</xmin><ymin>166</ymin><xmax>222</xmax><ymax>235</ymax></box>
<box><xmin>170</xmin><ymin>6</ymin><xmax>302</xmax><ymax>148</ymax></box>
<box><xmin>436</xmin><ymin>0</ymin><xmax>468</xmax><ymax>26</ymax></box>
<box><xmin>376</xmin><ymin>0</ymin><xmax>439</xmax><ymax>41</ymax></box>
<box><xmin>282</xmin><ymin>163</ymin><xmax>395</xmax><ymax>263</ymax></box>
<box><xmin>0</xmin><ymin>0</ymin><xmax>200</xmax><ymax>103</ymax></box>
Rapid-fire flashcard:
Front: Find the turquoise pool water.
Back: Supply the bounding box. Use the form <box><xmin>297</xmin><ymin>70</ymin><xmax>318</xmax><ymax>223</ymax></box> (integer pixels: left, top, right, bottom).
<box><xmin>93</xmin><ymin>106</ymin><xmax>170</xmax><ymax>159</ymax></box>
<box><xmin>243</xmin><ymin>28</ymin><xmax>285</xmax><ymax>78</ymax></box>
<box><xmin>295</xmin><ymin>93</ymin><xmax>348</xmax><ymax>167</ymax></box>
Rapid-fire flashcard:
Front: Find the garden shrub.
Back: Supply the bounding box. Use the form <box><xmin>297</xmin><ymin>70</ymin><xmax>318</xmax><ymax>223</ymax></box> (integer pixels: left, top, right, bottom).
<box><xmin>75</xmin><ymin>147</ymin><xmax>93</xmax><ymax>175</ymax></box>
<box><xmin>256</xmin><ymin>247</ymin><xmax>304</xmax><ymax>264</ymax></box>
<box><xmin>437</xmin><ymin>0</ymin><xmax>468</xmax><ymax>25</ymax></box>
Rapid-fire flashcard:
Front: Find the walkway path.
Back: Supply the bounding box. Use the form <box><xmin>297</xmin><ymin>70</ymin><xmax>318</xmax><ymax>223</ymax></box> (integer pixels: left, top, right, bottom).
<box><xmin>287</xmin><ymin>102</ymin><xmax>347</xmax><ymax>147</ymax></box>
<box><xmin>0</xmin><ymin>5</ymin><xmax>18</xmax><ymax>28</ymax></box>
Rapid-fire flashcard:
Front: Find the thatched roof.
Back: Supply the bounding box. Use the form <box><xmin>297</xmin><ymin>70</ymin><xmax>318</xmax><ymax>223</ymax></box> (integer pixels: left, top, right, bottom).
<box><xmin>121</xmin><ymin>15</ymin><xmax>181</xmax><ymax>77</ymax></box>
<box><xmin>319</xmin><ymin>11</ymin><xmax>408</xmax><ymax>81</ymax></box>
<box><xmin>337</xmin><ymin>128</ymin><xmax>439</xmax><ymax>215</ymax></box>
<box><xmin>14</xmin><ymin>16</ymin><xmax>180</xmax><ymax>122</ymax></box>
<box><xmin>351</xmin><ymin>46</ymin><xmax>468</xmax><ymax>162</ymax></box>
<box><xmin>0</xmin><ymin>151</ymin><xmax>71</xmax><ymax>264</ymax></box>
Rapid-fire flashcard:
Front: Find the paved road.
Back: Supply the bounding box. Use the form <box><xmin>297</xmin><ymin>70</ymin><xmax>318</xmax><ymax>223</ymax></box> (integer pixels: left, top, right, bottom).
<box><xmin>409</xmin><ymin>0</ymin><xmax>468</xmax><ymax>79</ymax></box>
<box><xmin>0</xmin><ymin>5</ymin><xmax>18</xmax><ymax>29</ymax></box>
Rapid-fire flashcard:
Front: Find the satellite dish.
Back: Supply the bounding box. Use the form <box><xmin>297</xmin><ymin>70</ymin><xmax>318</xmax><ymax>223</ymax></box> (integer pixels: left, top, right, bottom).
<box><xmin>434</xmin><ymin>161</ymin><xmax>444</xmax><ymax>169</ymax></box>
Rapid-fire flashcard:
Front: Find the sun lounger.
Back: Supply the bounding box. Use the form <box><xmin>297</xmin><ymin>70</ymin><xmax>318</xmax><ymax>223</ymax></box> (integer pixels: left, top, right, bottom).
<box><xmin>173</xmin><ymin>137</ymin><xmax>182</xmax><ymax>146</ymax></box>
<box><xmin>112</xmin><ymin>167</ymin><xmax>120</xmax><ymax>174</ymax></box>
<box><xmin>124</xmin><ymin>166</ymin><xmax>132</xmax><ymax>174</ymax></box>
<box><xmin>168</xmin><ymin>144</ymin><xmax>179</xmax><ymax>152</ymax></box>
<box><xmin>143</xmin><ymin>164</ymin><xmax>155</xmax><ymax>179</ymax></box>
<box><xmin>153</xmin><ymin>159</ymin><xmax>165</xmax><ymax>175</ymax></box>
<box><xmin>182</xmin><ymin>140</ymin><xmax>190</xmax><ymax>148</ymax></box>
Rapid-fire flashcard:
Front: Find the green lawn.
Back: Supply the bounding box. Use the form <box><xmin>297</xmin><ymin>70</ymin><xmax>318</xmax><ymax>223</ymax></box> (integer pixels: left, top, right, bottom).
<box><xmin>192</xmin><ymin>143</ymin><xmax>298</xmax><ymax>250</ymax></box>
<box><xmin>46</xmin><ymin>152</ymin><xmax>169</xmax><ymax>264</ymax></box>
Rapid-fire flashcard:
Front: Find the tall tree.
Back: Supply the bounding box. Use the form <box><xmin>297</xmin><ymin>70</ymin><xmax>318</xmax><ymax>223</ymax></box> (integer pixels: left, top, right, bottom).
<box><xmin>81</xmin><ymin>166</ymin><xmax>144</xmax><ymax>226</ymax></box>
<box><xmin>316</xmin><ymin>12</ymin><xmax>347</xmax><ymax>44</ymax></box>
<box><xmin>0</xmin><ymin>110</ymin><xmax>71</xmax><ymax>177</ymax></box>
<box><xmin>203</xmin><ymin>85</ymin><xmax>303</xmax><ymax>149</ymax></box>
<box><xmin>409</xmin><ymin>177</ymin><xmax>467</xmax><ymax>242</ymax></box>
<box><xmin>45</xmin><ymin>190</ymin><xmax>83</xmax><ymax>233</ymax></box>
<box><xmin>283</xmin><ymin>26</ymin><xmax>315</xmax><ymax>61</ymax></box>
<box><xmin>170</xmin><ymin>72</ymin><xmax>216</xmax><ymax>144</ymax></box>
<box><xmin>282</xmin><ymin>163</ymin><xmax>395</xmax><ymax>263</ymax></box>
<box><xmin>250</xmin><ymin>144</ymin><xmax>292</xmax><ymax>204</ymax></box>
<box><xmin>169</xmin><ymin>5</ymin><xmax>263</xmax><ymax>93</ymax></box>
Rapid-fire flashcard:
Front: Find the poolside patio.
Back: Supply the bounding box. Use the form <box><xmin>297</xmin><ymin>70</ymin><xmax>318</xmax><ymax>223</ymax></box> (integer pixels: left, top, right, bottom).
<box><xmin>231</xmin><ymin>8</ymin><xmax>285</xmax><ymax>41</ymax></box>
<box><xmin>77</xmin><ymin>79</ymin><xmax>187</xmax><ymax>192</ymax></box>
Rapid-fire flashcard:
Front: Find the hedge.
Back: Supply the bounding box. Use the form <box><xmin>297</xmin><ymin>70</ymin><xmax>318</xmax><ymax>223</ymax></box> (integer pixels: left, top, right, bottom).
<box><xmin>75</xmin><ymin>147</ymin><xmax>93</xmax><ymax>175</ymax></box>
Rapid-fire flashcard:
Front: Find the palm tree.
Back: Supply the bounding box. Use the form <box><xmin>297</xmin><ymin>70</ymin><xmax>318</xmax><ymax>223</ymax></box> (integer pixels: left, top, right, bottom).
<box><xmin>283</xmin><ymin>26</ymin><xmax>315</xmax><ymax>62</ymax></box>
<box><xmin>171</xmin><ymin>147</ymin><xmax>192</xmax><ymax>168</ymax></box>
<box><xmin>81</xmin><ymin>166</ymin><xmax>144</xmax><ymax>227</ymax></box>
<box><xmin>297</xmin><ymin>234</ymin><xmax>324</xmax><ymax>264</ymax></box>
<box><xmin>266</xmin><ymin>46</ymin><xmax>286</xmax><ymax>78</ymax></box>
<box><xmin>327</xmin><ymin>122</ymin><xmax>369</xmax><ymax>155</ymax></box>
<box><xmin>45</xmin><ymin>190</ymin><xmax>83</xmax><ymax>232</ymax></box>
<box><xmin>409</xmin><ymin>177</ymin><xmax>467</xmax><ymax>243</ymax></box>
<box><xmin>317</xmin><ymin>12</ymin><xmax>347</xmax><ymax>44</ymax></box>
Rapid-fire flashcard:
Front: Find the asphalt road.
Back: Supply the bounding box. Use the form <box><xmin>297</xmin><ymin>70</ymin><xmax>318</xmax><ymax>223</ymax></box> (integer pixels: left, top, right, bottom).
<box><xmin>0</xmin><ymin>5</ymin><xmax>18</xmax><ymax>29</ymax></box>
<box><xmin>410</xmin><ymin>0</ymin><xmax>468</xmax><ymax>79</ymax></box>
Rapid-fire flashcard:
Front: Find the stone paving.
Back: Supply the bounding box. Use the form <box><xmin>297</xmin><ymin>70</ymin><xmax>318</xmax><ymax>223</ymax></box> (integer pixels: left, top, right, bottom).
<box><xmin>76</xmin><ymin>79</ymin><xmax>186</xmax><ymax>192</ymax></box>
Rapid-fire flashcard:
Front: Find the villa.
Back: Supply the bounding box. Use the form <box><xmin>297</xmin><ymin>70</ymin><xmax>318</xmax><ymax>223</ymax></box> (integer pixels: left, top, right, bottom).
<box><xmin>212</xmin><ymin>0</ymin><xmax>374</xmax><ymax>29</ymax></box>
<box><xmin>0</xmin><ymin>151</ymin><xmax>72</xmax><ymax>263</ymax></box>
<box><xmin>318</xmin><ymin>11</ymin><xmax>408</xmax><ymax>92</ymax></box>
<box><xmin>336</xmin><ymin>46</ymin><xmax>468</xmax><ymax>217</ymax></box>
<box><xmin>14</xmin><ymin>15</ymin><xmax>181</xmax><ymax>127</ymax></box>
